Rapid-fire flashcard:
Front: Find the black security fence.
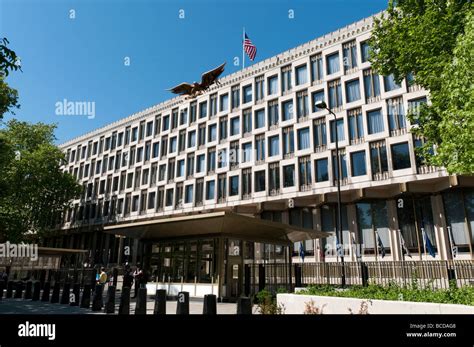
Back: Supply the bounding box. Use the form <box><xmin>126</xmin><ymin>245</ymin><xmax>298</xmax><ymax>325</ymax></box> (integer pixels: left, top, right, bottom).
<box><xmin>245</xmin><ymin>260</ymin><xmax>474</xmax><ymax>296</ymax></box>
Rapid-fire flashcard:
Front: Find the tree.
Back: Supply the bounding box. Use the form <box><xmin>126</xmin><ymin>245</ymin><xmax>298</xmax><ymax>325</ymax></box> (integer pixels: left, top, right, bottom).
<box><xmin>0</xmin><ymin>38</ymin><xmax>20</xmax><ymax>119</ymax></box>
<box><xmin>369</xmin><ymin>0</ymin><xmax>473</xmax><ymax>174</ymax></box>
<box><xmin>0</xmin><ymin>120</ymin><xmax>82</xmax><ymax>243</ymax></box>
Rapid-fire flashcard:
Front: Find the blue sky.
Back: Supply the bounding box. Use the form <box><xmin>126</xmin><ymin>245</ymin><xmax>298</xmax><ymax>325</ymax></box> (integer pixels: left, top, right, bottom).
<box><xmin>0</xmin><ymin>0</ymin><xmax>387</xmax><ymax>144</ymax></box>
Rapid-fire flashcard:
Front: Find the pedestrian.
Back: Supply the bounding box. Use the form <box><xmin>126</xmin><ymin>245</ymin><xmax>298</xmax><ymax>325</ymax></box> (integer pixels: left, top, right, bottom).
<box><xmin>97</xmin><ymin>267</ymin><xmax>107</xmax><ymax>307</ymax></box>
<box><xmin>132</xmin><ymin>265</ymin><xmax>143</xmax><ymax>299</ymax></box>
<box><xmin>123</xmin><ymin>263</ymin><xmax>133</xmax><ymax>290</ymax></box>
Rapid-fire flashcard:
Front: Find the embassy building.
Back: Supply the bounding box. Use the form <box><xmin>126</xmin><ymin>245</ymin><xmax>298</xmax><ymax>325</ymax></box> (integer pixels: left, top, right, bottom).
<box><xmin>48</xmin><ymin>13</ymin><xmax>474</xmax><ymax>299</ymax></box>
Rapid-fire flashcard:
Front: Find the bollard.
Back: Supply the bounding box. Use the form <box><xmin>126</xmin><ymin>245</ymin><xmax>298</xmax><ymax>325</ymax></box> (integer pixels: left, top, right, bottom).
<box><xmin>153</xmin><ymin>289</ymin><xmax>167</xmax><ymax>315</ymax></box>
<box><xmin>203</xmin><ymin>294</ymin><xmax>217</xmax><ymax>315</ymax></box>
<box><xmin>41</xmin><ymin>282</ymin><xmax>51</xmax><ymax>302</ymax></box>
<box><xmin>60</xmin><ymin>282</ymin><xmax>71</xmax><ymax>304</ymax></box>
<box><xmin>24</xmin><ymin>281</ymin><xmax>33</xmax><ymax>299</ymax></box>
<box><xmin>80</xmin><ymin>284</ymin><xmax>91</xmax><ymax>309</ymax></box>
<box><xmin>32</xmin><ymin>281</ymin><xmax>41</xmax><ymax>301</ymax></box>
<box><xmin>105</xmin><ymin>285</ymin><xmax>116</xmax><ymax>314</ymax></box>
<box><xmin>112</xmin><ymin>268</ymin><xmax>118</xmax><ymax>287</ymax></box>
<box><xmin>91</xmin><ymin>285</ymin><xmax>103</xmax><ymax>311</ymax></box>
<box><xmin>119</xmin><ymin>286</ymin><xmax>131</xmax><ymax>315</ymax></box>
<box><xmin>176</xmin><ymin>291</ymin><xmax>189</xmax><ymax>315</ymax></box>
<box><xmin>14</xmin><ymin>281</ymin><xmax>24</xmax><ymax>299</ymax></box>
<box><xmin>135</xmin><ymin>287</ymin><xmax>147</xmax><ymax>315</ymax></box>
<box><xmin>360</xmin><ymin>262</ymin><xmax>369</xmax><ymax>287</ymax></box>
<box><xmin>237</xmin><ymin>297</ymin><xmax>252</xmax><ymax>315</ymax></box>
<box><xmin>70</xmin><ymin>283</ymin><xmax>80</xmax><ymax>306</ymax></box>
<box><xmin>0</xmin><ymin>280</ymin><xmax>5</xmax><ymax>300</ymax></box>
<box><xmin>50</xmin><ymin>282</ymin><xmax>60</xmax><ymax>303</ymax></box>
<box><xmin>295</xmin><ymin>264</ymin><xmax>302</xmax><ymax>288</ymax></box>
<box><xmin>6</xmin><ymin>281</ymin><xmax>13</xmax><ymax>298</ymax></box>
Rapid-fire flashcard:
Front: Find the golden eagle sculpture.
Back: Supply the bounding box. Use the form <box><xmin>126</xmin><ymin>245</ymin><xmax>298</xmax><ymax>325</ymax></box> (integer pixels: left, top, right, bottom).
<box><xmin>168</xmin><ymin>63</ymin><xmax>226</xmax><ymax>99</ymax></box>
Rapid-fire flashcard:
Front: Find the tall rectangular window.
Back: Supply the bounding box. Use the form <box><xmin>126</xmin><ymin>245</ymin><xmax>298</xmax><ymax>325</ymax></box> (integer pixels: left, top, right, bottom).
<box><xmin>282</xmin><ymin>126</ymin><xmax>294</xmax><ymax>157</ymax></box>
<box><xmin>332</xmin><ymin>150</ymin><xmax>348</xmax><ymax>180</ymax></box>
<box><xmin>198</xmin><ymin>124</ymin><xmax>206</xmax><ymax>146</ymax></box>
<box><xmin>178</xmin><ymin>131</ymin><xmax>186</xmax><ymax>152</ymax></box>
<box><xmin>185</xmin><ymin>184</ymin><xmax>194</xmax><ymax>204</ymax></box>
<box><xmin>217</xmin><ymin>174</ymin><xmax>227</xmax><ymax>200</ymax></box>
<box><xmin>169</xmin><ymin>137</ymin><xmax>177</xmax><ymax>153</ymax></box>
<box><xmin>188</xmin><ymin>130</ymin><xmax>196</xmax><ymax>148</ymax></box>
<box><xmin>255</xmin><ymin>75</ymin><xmax>264</xmax><ymax>102</ymax></box>
<box><xmin>179</xmin><ymin>108</ymin><xmax>188</xmax><ymax>125</ymax></box>
<box><xmin>348</xmin><ymin>108</ymin><xmax>364</xmax><ymax>144</ymax></box>
<box><xmin>208</xmin><ymin>148</ymin><xmax>216</xmax><ymax>173</ymax></box>
<box><xmin>219</xmin><ymin>116</ymin><xmax>228</xmax><ymax>141</ymax></box>
<box><xmin>367</xmin><ymin>108</ymin><xmax>384</xmax><ymax>134</ymax></box>
<box><xmin>196</xmin><ymin>154</ymin><xmax>205</xmax><ymax>173</ymax></box>
<box><xmin>230</xmin><ymin>176</ymin><xmax>239</xmax><ymax>196</ymax></box>
<box><xmin>269</xmin><ymin>163</ymin><xmax>280</xmax><ymax>193</ymax></box>
<box><xmin>370</xmin><ymin>141</ymin><xmax>389</xmax><ymax>178</ymax></box>
<box><xmin>311</xmin><ymin>90</ymin><xmax>325</xmax><ymax>112</ymax></box>
<box><xmin>242</xmin><ymin>142</ymin><xmax>252</xmax><ymax>163</ymax></box>
<box><xmin>345</xmin><ymin>79</ymin><xmax>361</xmax><ymax>103</ymax></box>
<box><xmin>255</xmin><ymin>135</ymin><xmax>265</xmax><ymax>162</ymax></box>
<box><xmin>363</xmin><ymin>69</ymin><xmax>381</xmax><ymax>103</ymax></box>
<box><xmin>231</xmin><ymin>85</ymin><xmax>240</xmax><ymax>109</ymax></box>
<box><xmin>328</xmin><ymin>79</ymin><xmax>343</xmax><ymax>109</ymax></box>
<box><xmin>283</xmin><ymin>164</ymin><xmax>295</xmax><ymax>187</ymax></box>
<box><xmin>243</xmin><ymin>109</ymin><xmax>252</xmax><ymax>134</ymax></box>
<box><xmin>384</xmin><ymin>74</ymin><xmax>401</xmax><ymax>92</ymax></box>
<box><xmin>360</xmin><ymin>41</ymin><xmax>370</xmax><ymax>62</ymax></box>
<box><xmin>162</xmin><ymin>116</ymin><xmax>170</xmax><ymax>131</ymax></box>
<box><xmin>190</xmin><ymin>102</ymin><xmax>197</xmax><ymax>123</ymax></box>
<box><xmin>297</xmin><ymin>127</ymin><xmax>310</xmax><ymax>150</ymax></box>
<box><xmin>217</xmin><ymin>148</ymin><xmax>227</xmax><ymax>168</ymax></box>
<box><xmin>326</xmin><ymin>52</ymin><xmax>340</xmax><ymax>75</ymax></box>
<box><xmin>268</xmin><ymin>75</ymin><xmax>278</xmax><ymax>95</ymax></box>
<box><xmin>310</xmin><ymin>54</ymin><xmax>323</xmax><ymax>82</ymax></box>
<box><xmin>186</xmin><ymin>154</ymin><xmax>195</xmax><ymax>177</ymax></box>
<box><xmin>296</xmin><ymin>90</ymin><xmax>309</xmax><ymax>119</ymax></box>
<box><xmin>269</xmin><ymin>135</ymin><xmax>279</xmax><ymax>157</ymax></box>
<box><xmin>255</xmin><ymin>170</ymin><xmax>266</xmax><ymax>192</ymax></box>
<box><xmin>391</xmin><ymin>142</ymin><xmax>411</xmax><ymax>170</ymax></box>
<box><xmin>177</xmin><ymin>159</ymin><xmax>185</xmax><ymax>177</ymax></box>
<box><xmin>199</xmin><ymin>101</ymin><xmax>207</xmax><ymax>119</ymax></box>
<box><xmin>243</xmin><ymin>84</ymin><xmax>252</xmax><ymax>104</ymax></box>
<box><xmin>230</xmin><ymin>117</ymin><xmax>240</xmax><ymax>136</ymax></box>
<box><xmin>313</xmin><ymin>118</ymin><xmax>327</xmax><ymax>149</ymax></box>
<box><xmin>295</xmin><ymin>64</ymin><xmax>308</xmax><ymax>85</ymax></box>
<box><xmin>330</xmin><ymin>118</ymin><xmax>345</xmax><ymax>143</ymax></box>
<box><xmin>315</xmin><ymin>158</ymin><xmax>329</xmax><ymax>182</ymax></box>
<box><xmin>351</xmin><ymin>150</ymin><xmax>367</xmax><ymax>176</ymax></box>
<box><xmin>299</xmin><ymin>156</ymin><xmax>312</xmax><ymax>188</ymax></box>
<box><xmin>281</xmin><ymin>65</ymin><xmax>292</xmax><ymax>93</ymax></box>
<box><xmin>219</xmin><ymin>93</ymin><xmax>229</xmax><ymax>112</ymax></box>
<box><xmin>195</xmin><ymin>179</ymin><xmax>204</xmax><ymax>205</ymax></box>
<box><xmin>282</xmin><ymin>99</ymin><xmax>293</xmax><ymax>121</ymax></box>
<box><xmin>387</xmin><ymin>97</ymin><xmax>406</xmax><ymax>134</ymax></box>
<box><xmin>343</xmin><ymin>40</ymin><xmax>358</xmax><ymax>71</ymax></box>
<box><xmin>209</xmin><ymin>94</ymin><xmax>217</xmax><ymax>117</ymax></box>
<box><xmin>242</xmin><ymin>168</ymin><xmax>252</xmax><ymax>197</ymax></box>
<box><xmin>255</xmin><ymin>109</ymin><xmax>265</xmax><ymax>129</ymax></box>
<box><xmin>208</xmin><ymin>124</ymin><xmax>217</xmax><ymax>142</ymax></box>
<box><xmin>171</xmin><ymin>109</ymin><xmax>178</xmax><ymax>130</ymax></box>
<box><xmin>206</xmin><ymin>180</ymin><xmax>215</xmax><ymax>200</ymax></box>
<box><xmin>268</xmin><ymin>99</ymin><xmax>279</xmax><ymax>127</ymax></box>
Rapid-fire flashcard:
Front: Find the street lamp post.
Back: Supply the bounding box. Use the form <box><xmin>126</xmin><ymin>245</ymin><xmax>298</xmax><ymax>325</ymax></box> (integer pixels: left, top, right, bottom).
<box><xmin>315</xmin><ymin>100</ymin><xmax>346</xmax><ymax>287</ymax></box>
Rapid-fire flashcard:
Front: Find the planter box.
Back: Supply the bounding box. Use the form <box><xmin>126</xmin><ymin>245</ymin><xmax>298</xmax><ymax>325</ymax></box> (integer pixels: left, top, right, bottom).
<box><xmin>277</xmin><ymin>293</ymin><xmax>474</xmax><ymax>314</ymax></box>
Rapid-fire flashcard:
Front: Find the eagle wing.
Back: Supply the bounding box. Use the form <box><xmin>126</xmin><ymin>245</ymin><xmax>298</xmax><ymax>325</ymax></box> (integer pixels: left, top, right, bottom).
<box><xmin>200</xmin><ymin>63</ymin><xmax>226</xmax><ymax>89</ymax></box>
<box><xmin>168</xmin><ymin>82</ymin><xmax>194</xmax><ymax>96</ymax></box>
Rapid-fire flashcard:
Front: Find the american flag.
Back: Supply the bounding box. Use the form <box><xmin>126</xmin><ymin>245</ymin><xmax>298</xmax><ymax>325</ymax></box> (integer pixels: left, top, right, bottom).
<box><xmin>244</xmin><ymin>33</ymin><xmax>257</xmax><ymax>61</ymax></box>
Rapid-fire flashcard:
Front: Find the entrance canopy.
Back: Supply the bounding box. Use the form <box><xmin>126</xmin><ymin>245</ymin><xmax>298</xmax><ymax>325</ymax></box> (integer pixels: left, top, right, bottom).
<box><xmin>103</xmin><ymin>211</ymin><xmax>329</xmax><ymax>246</ymax></box>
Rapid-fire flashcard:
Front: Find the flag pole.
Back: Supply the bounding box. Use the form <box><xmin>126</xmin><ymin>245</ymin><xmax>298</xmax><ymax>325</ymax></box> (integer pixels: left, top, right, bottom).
<box><xmin>398</xmin><ymin>230</ymin><xmax>407</xmax><ymax>287</ymax></box>
<box><xmin>421</xmin><ymin>228</ymin><xmax>427</xmax><ymax>261</ymax></box>
<box><xmin>242</xmin><ymin>27</ymin><xmax>245</xmax><ymax>70</ymax></box>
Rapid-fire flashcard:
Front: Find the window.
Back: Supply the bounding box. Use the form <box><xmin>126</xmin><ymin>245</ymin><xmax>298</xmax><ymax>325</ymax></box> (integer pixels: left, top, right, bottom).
<box><xmin>296</xmin><ymin>90</ymin><xmax>309</xmax><ymax>119</ymax></box>
<box><xmin>255</xmin><ymin>171</ymin><xmax>266</xmax><ymax>192</ymax></box>
<box><xmin>351</xmin><ymin>150</ymin><xmax>367</xmax><ymax>176</ymax></box>
<box><xmin>230</xmin><ymin>176</ymin><xmax>239</xmax><ymax>196</ymax></box>
<box><xmin>144</xmin><ymin>141</ymin><xmax>151</xmax><ymax>161</ymax></box>
<box><xmin>348</xmin><ymin>108</ymin><xmax>364</xmax><ymax>143</ymax></box>
<box><xmin>180</xmin><ymin>108</ymin><xmax>187</xmax><ymax>125</ymax></box>
<box><xmin>310</xmin><ymin>54</ymin><xmax>323</xmax><ymax>82</ymax></box>
<box><xmin>217</xmin><ymin>174</ymin><xmax>226</xmax><ymax>200</ymax></box>
<box><xmin>242</xmin><ymin>169</ymin><xmax>252</xmax><ymax>197</ymax></box>
<box><xmin>360</xmin><ymin>41</ymin><xmax>370</xmax><ymax>62</ymax></box>
<box><xmin>198</xmin><ymin>125</ymin><xmax>206</xmax><ymax>146</ymax></box>
<box><xmin>142</xmin><ymin>168</ymin><xmax>149</xmax><ymax>185</ymax></box>
<box><xmin>269</xmin><ymin>163</ymin><xmax>280</xmax><ymax>193</ymax></box>
<box><xmin>243</xmin><ymin>84</ymin><xmax>252</xmax><ymax>104</ymax></box>
<box><xmin>209</xmin><ymin>94</ymin><xmax>217</xmax><ymax>117</ymax></box>
<box><xmin>391</xmin><ymin>142</ymin><xmax>411</xmax><ymax>170</ymax></box>
<box><xmin>207</xmin><ymin>148</ymin><xmax>216</xmax><ymax>172</ymax></box>
<box><xmin>384</xmin><ymin>74</ymin><xmax>401</xmax><ymax>92</ymax></box>
<box><xmin>152</xmin><ymin>142</ymin><xmax>159</xmax><ymax>158</ymax></box>
<box><xmin>176</xmin><ymin>183</ymin><xmax>185</xmax><ymax>207</ymax></box>
<box><xmin>408</xmin><ymin>97</ymin><xmax>427</xmax><ymax>124</ymax></box>
<box><xmin>138</xmin><ymin>121</ymin><xmax>145</xmax><ymax>140</ymax></box>
<box><xmin>363</xmin><ymin>69</ymin><xmax>381</xmax><ymax>102</ymax></box>
<box><xmin>197</xmin><ymin>154</ymin><xmax>205</xmax><ymax>173</ymax></box>
<box><xmin>243</xmin><ymin>109</ymin><xmax>252</xmax><ymax>134</ymax></box>
<box><xmin>332</xmin><ymin>151</ymin><xmax>348</xmax><ymax>180</ymax></box>
<box><xmin>229</xmin><ymin>141</ymin><xmax>239</xmax><ymax>167</ymax></box>
<box><xmin>218</xmin><ymin>148</ymin><xmax>227</xmax><ymax>168</ymax></box>
<box><xmin>188</xmin><ymin>130</ymin><xmax>196</xmax><ymax>148</ymax></box>
<box><xmin>206</xmin><ymin>180</ymin><xmax>215</xmax><ymax>200</ymax></box>
<box><xmin>172</xmin><ymin>109</ymin><xmax>180</xmax><ymax>130</ymax></box>
<box><xmin>367</xmin><ymin>109</ymin><xmax>384</xmax><ymax>134</ymax></box>
<box><xmin>283</xmin><ymin>164</ymin><xmax>295</xmax><ymax>187</ymax></box>
<box><xmin>387</xmin><ymin>97</ymin><xmax>406</xmax><ymax>134</ymax></box>
<box><xmin>311</xmin><ymin>90</ymin><xmax>325</xmax><ymax>112</ymax></box>
<box><xmin>231</xmin><ymin>85</ymin><xmax>240</xmax><ymax>109</ymax></box>
<box><xmin>169</xmin><ymin>137</ymin><xmax>177</xmax><ymax>153</ymax></box>
<box><xmin>230</xmin><ymin>117</ymin><xmax>240</xmax><ymax>136</ymax></box>
<box><xmin>295</xmin><ymin>64</ymin><xmax>308</xmax><ymax>85</ymax></box>
<box><xmin>269</xmin><ymin>135</ymin><xmax>279</xmax><ymax>157</ymax></box>
<box><xmin>255</xmin><ymin>109</ymin><xmax>265</xmax><ymax>129</ymax></box>
<box><xmin>154</xmin><ymin>117</ymin><xmax>161</xmax><ymax>136</ymax></box>
<box><xmin>195</xmin><ymin>179</ymin><xmax>204</xmax><ymax>205</ymax></box>
<box><xmin>162</xmin><ymin>116</ymin><xmax>170</xmax><ymax>131</ymax></box>
<box><xmin>330</xmin><ymin>119</ymin><xmax>345</xmax><ymax>143</ymax></box>
<box><xmin>370</xmin><ymin>141</ymin><xmax>389</xmax><ymax>177</ymax></box>
<box><xmin>167</xmin><ymin>159</ymin><xmax>175</xmax><ymax>181</ymax></box>
<box><xmin>255</xmin><ymin>135</ymin><xmax>265</xmax><ymax>162</ymax></box>
<box><xmin>281</xmin><ymin>65</ymin><xmax>292</xmax><ymax>93</ymax></box>
<box><xmin>326</xmin><ymin>52</ymin><xmax>340</xmax><ymax>75</ymax></box>
<box><xmin>219</xmin><ymin>116</ymin><xmax>228</xmax><ymax>141</ymax></box>
<box><xmin>208</xmin><ymin>124</ymin><xmax>217</xmax><ymax>142</ymax></box>
<box><xmin>255</xmin><ymin>75</ymin><xmax>264</xmax><ymax>101</ymax></box>
<box><xmin>131</xmin><ymin>127</ymin><xmax>138</xmax><ymax>142</ymax></box>
<box><xmin>186</xmin><ymin>154</ymin><xmax>195</xmax><ymax>177</ymax></box>
<box><xmin>132</xmin><ymin>195</ymin><xmax>139</xmax><ymax>212</ymax></box>
<box><xmin>297</xmin><ymin>128</ymin><xmax>310</xmax><ymax>150</ymax></box>
<box><xmin>345</xmin><ymin>79</ymin><xmax>361</xmax><ymax>103</ymax></box>
<box><xmin>158</xmin><ymin>164</ymin><xmax>166</xmax><ymax>181</ymax></box>
<box><xmin>313</xmin><ymin>118</ymin><xmax>327</xmax><ymax>149</ymax></box>
<box><xmin>282</xmin><ymin>127</ymin><xmax>294</xmax><ymax>156</ymax></box>
<box><xmin>199</xmin><ymin>101</ymin><xmax>207</xmax><ymax>118</ymax></box>
<box><xmin>315</xmin><ymin>158</ymin><xmax>329</xmax><ymax>182</ymax></box>
<box><xmin>185</xmin><ymin>185</ymin><xmax>193</xmax><ymax>204</ymax></box>
<box><xmin>165</xmin><ymin>189</ymin><xmax>173</xmax><ymax>207</ymax></box>
<box><xmin>220</xmin><ymin>93</ymin><xmax>229</xmax><ymax>112</ymax></box>
<box><xmin>282</xmin><ymin>100</ymin><xmax>293</xmax><ymax>121</ymax></box>
<box><xmin>242</xmin><ymin>142</ymin><xmax>252</xmax><ymax>163</ymax></box>
<box><xmin>146</xmin><ymin>121</ymin><xmax>153</xmax><ymax>137</ymax></box>
<box><xmin>268</xmin><ymin>100</ymin><xmax>279</xmax><ymax>126</ymax></box>
<box><xmin>177</xmin><ymin>159</ymin><xmax>185</xmax><ymax>177</ymax></box>
<box><xmin>356</xmin><ymin>201</ymin><xmax>390</xmax><ymax>254</ymax></box>
<box><xmin>190</xmin><ymin>102</ymin><xmax>197</xmax><ymax>123</ymax></box>
<box><xmin>136</xmin><ymin>147</ymin><xmax>143</xmax><ymax>162</ymax></box>
<box><xmin>299</xmin><ymin>156</ymin><xmax>312</xmax><ymax>187</ymax></box>
<box><xmin>268</xmin><ymin>75</ymin><xmax>278</xmax><ymax>95</ymax></box>
<box><xmin>343</xmin><ymin>41</ymin><xmax>357</xmax><ymax>71</ymax></box>
<box><xmin>328</xmin><ymin>79</ymin><xmax>343</xmax><ymax>109</ymax></box>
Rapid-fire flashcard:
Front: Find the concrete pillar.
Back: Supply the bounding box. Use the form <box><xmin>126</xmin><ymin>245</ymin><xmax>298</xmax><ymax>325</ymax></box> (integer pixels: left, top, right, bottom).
<box><xmin>431</xmin><ymin>194</ymin><xmax>450</xmax><ymax>260</ymax></box>
<box><xmin>387</xmin><ymin>199</ymin><xmax>401</xmax><ymax>261</ymax></box>
<box><xmin>346</xmin><ymin>204</ymin><xmax>359</xmax><ymax>262</ymax></box>
<box><xmin>313</xmin><ymin>208</ymin><xmax>323</xmax><ymax>262</ymax></box>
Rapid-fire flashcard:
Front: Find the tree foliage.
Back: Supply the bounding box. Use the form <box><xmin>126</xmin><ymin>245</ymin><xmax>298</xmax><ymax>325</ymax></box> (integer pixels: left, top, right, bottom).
<box><xmin>370</xmin><ymin>0</ymin><xmax>474</xmax><ymax>174</ymax></box>
<box><xmin>0</xmin><ymin>38</ymin><xmax>20</xmax><ymax>119</ymax></box>
<box><xmin>0</xmin><ymin>120</ymin><xmax>82</xmax><ymax>243</ymax></box>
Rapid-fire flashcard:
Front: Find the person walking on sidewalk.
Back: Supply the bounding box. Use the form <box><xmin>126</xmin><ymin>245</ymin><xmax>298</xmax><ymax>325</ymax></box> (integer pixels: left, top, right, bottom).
<box><xmin>132</xmin><ymin>266</ymin><xmax>143</xmax><ymax>299</ymax></box>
